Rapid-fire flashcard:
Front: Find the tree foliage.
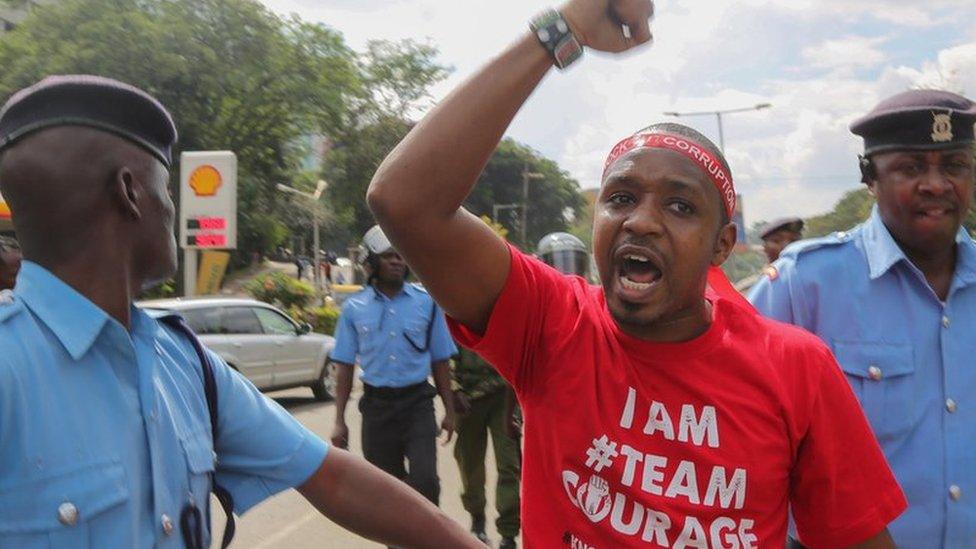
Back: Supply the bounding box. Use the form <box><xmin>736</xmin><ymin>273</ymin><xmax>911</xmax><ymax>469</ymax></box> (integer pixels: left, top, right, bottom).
<box><xmin>803</xmin><ymin>188</ymin><xmax>875</xmax><ymax>237</ymax></box>
<box><xmin>463</xmin><ymin>138</ymin><xmax>585</xmax><ymax>251</ymax></box>
<box><xmin>0</xmin><ymin>0</ymin><xmax>448</xmax><ymax>263</ymax></box>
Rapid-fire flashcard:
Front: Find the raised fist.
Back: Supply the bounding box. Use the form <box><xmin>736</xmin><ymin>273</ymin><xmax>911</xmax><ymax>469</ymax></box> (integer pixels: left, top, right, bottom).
<box><xmin>560</xmin><ymin>0</ymin><xmax>654</xmax><ymax>54</ymax></box>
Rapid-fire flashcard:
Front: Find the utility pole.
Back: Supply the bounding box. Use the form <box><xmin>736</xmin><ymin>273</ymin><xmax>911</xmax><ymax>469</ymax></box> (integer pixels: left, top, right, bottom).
<box><xmin>521</xmin><ymin>164</ymin><xmax>545</xmax><ymax>249</ymax></box>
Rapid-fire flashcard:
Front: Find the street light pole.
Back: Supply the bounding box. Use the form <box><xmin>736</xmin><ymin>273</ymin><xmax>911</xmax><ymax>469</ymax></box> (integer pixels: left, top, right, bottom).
<box><xmin>277</xmin><ymin>180</ymin><xmax>328</xmax><ymax>292</ymax></box>
<box><xmin>663</xmin><ymin>102</ymin><xmax>772</xmax><ymax>152</ymax></box>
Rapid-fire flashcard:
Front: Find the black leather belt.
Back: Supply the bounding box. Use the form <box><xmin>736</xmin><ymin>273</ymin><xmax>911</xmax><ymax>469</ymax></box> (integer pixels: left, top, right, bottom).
<box><xmin>363</xmin><ymin>381</ymin><xmax>428</xmax><ymax>399</ymax></box>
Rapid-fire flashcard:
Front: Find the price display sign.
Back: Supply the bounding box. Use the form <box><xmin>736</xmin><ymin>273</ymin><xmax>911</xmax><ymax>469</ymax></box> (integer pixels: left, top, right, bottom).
<box><xmin>179</xmin><ymin>151</ymin><xmax>237</xmax><ymax>250</ymax></box>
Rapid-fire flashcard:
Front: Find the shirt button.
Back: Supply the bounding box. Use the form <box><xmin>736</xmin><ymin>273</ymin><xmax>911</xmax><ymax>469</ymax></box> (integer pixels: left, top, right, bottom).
<box><xmin>949</xmin><ymin>485</ymin><xmax>962</xmax><ymax>501</ymax></box>
<box><xmin>942</xmin><ymin>315</ymin><xmax>950</xmax><ymax>328</ymax></box>
<box><xmin>946</xmin><ymin>399</ymin><xmax>958</xmax><ymax>413</ymax></box>
<box><xmin>390</xmin><ymin>355</ymin><xmax>397</xmax><ymax>361</ymax></box>
<box><xmin>868</xmin><ymin>365</ymin><xmax>883</xmax><ymax>381</ymax></box>
<box><xmin>57</xmin><ymin>502</ymin><xmax>78</xmax><ymax>526</ymax></box>
<box><xmin>161</xmin><ymin>514</ymin><xmax>174</xmax><ymax>536</ymax></box>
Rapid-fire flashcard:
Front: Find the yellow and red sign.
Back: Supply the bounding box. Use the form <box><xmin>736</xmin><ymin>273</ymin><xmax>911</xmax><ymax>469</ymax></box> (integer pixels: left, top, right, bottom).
<box><xmin>179</xmin><ymin>151</ymin><xmax>237</xmax><ymax>250</ymax></box>
<box><xmin>188</xmin><ymin>165</ymin><xmax>223</xmax><ymax>197</ymax></box>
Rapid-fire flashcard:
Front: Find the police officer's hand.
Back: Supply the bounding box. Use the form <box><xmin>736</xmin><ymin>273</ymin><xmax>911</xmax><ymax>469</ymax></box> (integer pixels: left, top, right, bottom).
<box><xmin>331</xmin><ymin>421</ymin><xmax>350</xmax><ymax>450</ymax></box>
<box><xmin>452</xmin><ymin>390</ymin><xmax>472</xmax><ymax>416</ymax></box>
<box><xmin>440</xmin><ymin>412</ymin><xmax>457</xmax><ymax>445</ymax></box>
<box><xmin>561</xmin><ymin>0</ymin><xmax>654</xmax><ymax>54</ymax></box>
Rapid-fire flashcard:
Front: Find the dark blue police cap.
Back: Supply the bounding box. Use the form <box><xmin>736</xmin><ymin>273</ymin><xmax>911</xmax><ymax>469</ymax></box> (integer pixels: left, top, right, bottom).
<box><xmin>760</xmin><ymin>216</ymin><xmax>803</xmax><ymax>240</ymax></box>
<box><xmin>0</xmin><ymin>75</ymin><xmax>177</xmax><ymax>167</ymax></box>
<box><xmin>850</xmin><ymin>89</ymin><xmax>976</xmax><ymax>156</ymax></box>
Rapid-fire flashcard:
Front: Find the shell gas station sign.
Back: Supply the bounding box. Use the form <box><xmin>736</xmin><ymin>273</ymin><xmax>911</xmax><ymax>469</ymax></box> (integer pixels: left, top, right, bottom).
<box><xmin>179</xmin><ymin>151</ymin><xmax>237</xmax><ymax>250</ymax></box>
<box><xmin>0</xmin><ymin>189</ymin><xmax>11</xmax><ymax>232</ymax></box>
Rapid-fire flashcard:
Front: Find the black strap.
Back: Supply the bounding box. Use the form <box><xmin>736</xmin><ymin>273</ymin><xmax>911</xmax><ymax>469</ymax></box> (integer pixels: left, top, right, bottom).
<box><xmin>405</xmin><ymin>300</ymin><xmax>438</xmax><ymax>353</ymax></box>
<box><xmin>160</xmin><ymin>315</ymin><xmax>236</xmax><ymax>549</ymax></box>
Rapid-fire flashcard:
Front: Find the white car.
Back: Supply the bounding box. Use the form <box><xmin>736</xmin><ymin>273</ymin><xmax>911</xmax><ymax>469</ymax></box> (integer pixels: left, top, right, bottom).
<box><xmin>139</xmin><ymin>297</ymin><xmax>335</xmax><ymax>400</ymax></box>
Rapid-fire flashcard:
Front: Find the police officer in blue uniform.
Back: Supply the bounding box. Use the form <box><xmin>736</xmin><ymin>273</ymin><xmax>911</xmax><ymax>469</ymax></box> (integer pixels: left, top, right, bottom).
<box><xmin>329</xmin><ymin>225</ymin><xmax>458</xmax><ymax>507</ymax></box>
<box><xmin>0</xmin><ymin>75</ymin><xmax>478</xmax><ymax>549</ymax></box>
<box><xmin>750</xmin><ymin>89</ymin><xmax>976</xmax><ymax>547</ymax></box>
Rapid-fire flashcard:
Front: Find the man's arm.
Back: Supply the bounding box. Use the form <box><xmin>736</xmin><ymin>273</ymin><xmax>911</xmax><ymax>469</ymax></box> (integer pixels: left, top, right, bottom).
<box><xmin>431</xmin><ymin>360</ymin><xmax>457</xmax><ymax>442</ymax></box>
<box><xmin>367</xmin><ymin>0</ymin><xmax>653</xmax><ymax>333</ymax></box>
<box><xmin>330</xmin><ymin>361</ymin><xmax>355</xmax><ymax>449</ymax></box>
<box><xmin>299</xmin><ymin>449</ymin><xmax>481</xmax><ymax>548</ymax></box>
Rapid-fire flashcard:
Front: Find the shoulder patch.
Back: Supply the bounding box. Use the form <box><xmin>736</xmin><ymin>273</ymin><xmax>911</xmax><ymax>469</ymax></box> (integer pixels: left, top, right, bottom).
<box><xmin>762</xmin><ymin>265</ymin><xmax>779</xmax><ymax>281</ymax></box>
<box><xmin>781</xmin><ymin>230</ymin><xmax>855</xmax><ymax>259</ymax></box>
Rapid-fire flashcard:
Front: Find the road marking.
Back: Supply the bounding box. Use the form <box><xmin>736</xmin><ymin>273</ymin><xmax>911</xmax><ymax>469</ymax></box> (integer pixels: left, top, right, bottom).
<box><xmin>252</xmin><ymin>510</ymin><xmax>319</xmax><ymax>549</ymax></box>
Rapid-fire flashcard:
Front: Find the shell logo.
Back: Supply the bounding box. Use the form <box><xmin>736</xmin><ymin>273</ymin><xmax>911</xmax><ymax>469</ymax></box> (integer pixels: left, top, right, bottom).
<box><xmin>0</xmin><ymin>190</ymin><xmax>9</xmax><ymax>220</ymax></box>
<box><xmin>189</xmin><ymin>165</ymin><xmax>222</xmax><ymax>197</ymax></box>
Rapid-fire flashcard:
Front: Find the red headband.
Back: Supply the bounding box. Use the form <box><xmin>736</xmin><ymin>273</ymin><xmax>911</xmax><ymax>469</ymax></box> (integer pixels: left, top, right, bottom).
<box><xmin>603</xmin><ymin>132</ymin><xmax>736</xmax><ymax>218</ymax></box>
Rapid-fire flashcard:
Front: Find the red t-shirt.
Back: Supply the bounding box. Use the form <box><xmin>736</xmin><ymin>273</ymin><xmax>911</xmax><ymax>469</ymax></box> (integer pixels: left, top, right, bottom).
<box><xmin>449</xmin><ymin>246</ymin><xmax>905</xmax><ymax>548</ymax></box>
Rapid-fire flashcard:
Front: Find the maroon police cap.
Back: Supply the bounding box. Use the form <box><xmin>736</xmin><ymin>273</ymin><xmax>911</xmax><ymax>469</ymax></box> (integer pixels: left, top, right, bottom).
<box><xmin>850</xmin><ymin>89</ymin><xmax>976</xmax><ymax>155</ymax></box>
<box><xmin>0</xmin><ymin>75</ymin><xmax>177</xmax><ymax>166</ymax></box>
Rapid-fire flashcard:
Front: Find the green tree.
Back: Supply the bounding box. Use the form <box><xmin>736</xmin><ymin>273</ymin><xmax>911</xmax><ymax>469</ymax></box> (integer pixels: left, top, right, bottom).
<box><xmin>464</xmin><ymin>138</ymin><xmax>585</xmax><ymax>251</ymax></box>
<box><xmin>0</xmin><ymin>0</ymin><xmax>449</xmax><ymax>265</ymax></box>
<box><xmin>803</xmin><ymin>188</ymin><xmax>875</xmax><ymax>237</ymax></box>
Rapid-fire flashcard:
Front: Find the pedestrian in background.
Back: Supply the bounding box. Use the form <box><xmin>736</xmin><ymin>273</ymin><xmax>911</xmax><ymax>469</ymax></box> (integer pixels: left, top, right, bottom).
<box><xmin>750</xmin><ymin>89</ymin><xmax>976</xmax><ymax>547</ymax></box>
<box><xmin>452</xmin><ymin>347</ymin><xmax>520</xmax><ymax>548</ymax></box>
<box><xmin>330</xmin><ymin>225</ymin><xmax>458</xmax><ymax>510</ymax></box>
<box><xmin>0</xmin><ymin>75</ymin><xmax>478</xmax><ymax>549</ymax></box>
<box><xmin>759</xmin><ymin>217</ymin><xmax>803</xmax><ymax>263</ymax></box>
<box><xmin>0</xmin><ymin>235</ymin><xmax>20</xmax><ymax>290</ymax></box>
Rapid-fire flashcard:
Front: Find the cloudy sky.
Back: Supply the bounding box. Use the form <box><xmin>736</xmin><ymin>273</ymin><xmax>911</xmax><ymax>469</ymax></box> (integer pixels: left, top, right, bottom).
<box><xmin>259</xmin><ymin>0</ymin><xmax>976</xmax><ymax>225</ymax></box>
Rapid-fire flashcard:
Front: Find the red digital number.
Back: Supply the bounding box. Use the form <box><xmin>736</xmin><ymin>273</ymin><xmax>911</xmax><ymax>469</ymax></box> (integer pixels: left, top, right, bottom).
<box><xmin>197</xmin><ymin>217</ymin><xmax>226</xmax><ymax>230</ymax></box>
<box><xmin>195</xmin><ymin>234</ymin><xmax>227</xmax><ymax>248</ymax></box>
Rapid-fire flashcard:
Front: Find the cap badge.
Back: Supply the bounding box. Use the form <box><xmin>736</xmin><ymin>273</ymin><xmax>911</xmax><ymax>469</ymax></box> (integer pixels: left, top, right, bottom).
<box><xmin>931</xmin><ymin>112</ymin><xmax>953</xmax><ymax>143</ymax></box>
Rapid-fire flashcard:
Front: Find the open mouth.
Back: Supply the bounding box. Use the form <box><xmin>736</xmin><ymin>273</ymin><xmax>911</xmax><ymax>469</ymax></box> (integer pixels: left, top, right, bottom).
<box><xmin>617</xmin><ymin>250</ymin><xmax>663</xmax><ymax>293</ymax></box>
<box><xmin>915</xmin><ymin>206</ymin><xmax>955</xmax><ymax>219</ymax></box>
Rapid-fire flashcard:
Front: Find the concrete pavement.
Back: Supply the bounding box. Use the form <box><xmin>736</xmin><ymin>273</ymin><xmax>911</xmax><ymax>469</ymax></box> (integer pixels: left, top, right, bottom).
<box><xmin>212</xmin><ymin>381</ymin><xmax>515</xmax><ymax>548</ymax></box>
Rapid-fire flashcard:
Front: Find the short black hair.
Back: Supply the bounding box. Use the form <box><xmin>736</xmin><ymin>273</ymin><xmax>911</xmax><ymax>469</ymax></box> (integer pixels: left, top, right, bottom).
<box><xmin>636</xmin><ymin>122</ymin><xmax>733</xmax><ymax>225</ymax></box>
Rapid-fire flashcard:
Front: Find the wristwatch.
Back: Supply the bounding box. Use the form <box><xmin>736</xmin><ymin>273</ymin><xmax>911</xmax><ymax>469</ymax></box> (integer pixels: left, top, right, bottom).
<box><xmin>530</xmin><ymin>8</ymin><xmax>584</xmax><ymax>70</ymax></box>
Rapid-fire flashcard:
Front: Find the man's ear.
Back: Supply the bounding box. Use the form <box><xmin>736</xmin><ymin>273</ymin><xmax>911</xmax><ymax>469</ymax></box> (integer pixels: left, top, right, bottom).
<box><xmin>711</xmin><ymin>221</ymin><xmax>737</xmax><ymax>266</ymax></box>
<box><xmin>112</xmin><ymin>167</ymin><xmax>142</xmax><ymax>220</ymax></box>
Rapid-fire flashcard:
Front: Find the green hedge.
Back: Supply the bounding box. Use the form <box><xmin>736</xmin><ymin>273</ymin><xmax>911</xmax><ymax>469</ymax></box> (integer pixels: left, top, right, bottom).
<box><xmin>245</xmin><ymin>272</ymin><xmax>315</xmax><ymax>309</ymax></box>
<box><xmin>246</xmin><ymin>273</ymin><xmax>340</xmax><ymax>335</ymax></box>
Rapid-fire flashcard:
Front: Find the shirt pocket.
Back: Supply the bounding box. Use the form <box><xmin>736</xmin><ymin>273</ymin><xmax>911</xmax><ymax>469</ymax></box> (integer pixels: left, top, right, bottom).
<box><xmin>353</xmin><ymin>318</ymin><xmax>382</xmax><ymax>354</ymax></box>
<box><xmin>0</xmin><ymin>460</ymin><xmax>129</xmax><ymax>549</ymax></box>
<box><xmin>832</xmin><ymin>341</ymin><xmax>916</xmax><ymax>445</ymax></box>
<box><xmin>180</xmin><ymin>428</ymin><xmax>216</xmax><ymax>514</ymax></box>
<box><xmin>404</xmin><ymin>319</ymin><xmax>430</xmax><ymax>353</ymax></box>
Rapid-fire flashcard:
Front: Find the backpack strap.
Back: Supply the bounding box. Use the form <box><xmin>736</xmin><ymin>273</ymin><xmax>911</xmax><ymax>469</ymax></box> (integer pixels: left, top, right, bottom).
<box><xmin>159</xmin><ymin>314</ymin><xmax>236</xmax><ymax>549</ymax></box>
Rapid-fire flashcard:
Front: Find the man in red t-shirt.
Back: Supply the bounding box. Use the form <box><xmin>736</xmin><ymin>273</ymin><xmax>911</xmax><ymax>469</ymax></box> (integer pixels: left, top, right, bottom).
<box><xmin>366</xmin><ymin>1</ymin><xmax>905</xmax><ymax>546</ymax></box>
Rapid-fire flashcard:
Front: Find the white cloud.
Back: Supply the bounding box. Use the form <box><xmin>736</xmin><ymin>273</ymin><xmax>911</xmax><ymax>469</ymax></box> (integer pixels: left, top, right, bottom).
<box><xmin>802</xmin><ymin>36</ymin><xmax>888</xmax><ymax>72</ymax></box>
<box><xmin>260</xmin><ymin>0</ymin><xmax>976</xmax><ymax>225</ymax></box>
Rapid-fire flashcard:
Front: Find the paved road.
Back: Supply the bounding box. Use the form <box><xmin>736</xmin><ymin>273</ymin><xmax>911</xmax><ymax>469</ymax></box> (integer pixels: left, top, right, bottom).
<box><xmin>213</xmin><ymin>382</ymin><xmax>513</xmax><ymax>548</ymax></box>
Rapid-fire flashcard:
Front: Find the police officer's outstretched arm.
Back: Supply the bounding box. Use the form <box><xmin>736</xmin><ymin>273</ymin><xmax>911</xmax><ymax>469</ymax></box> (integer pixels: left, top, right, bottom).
<box><xmin>367</xmin><ymin>0</ymin><xmax>653</xmax><ymax>333</ymax></box>
<box><xmin>299</xmin><ymin>448</ymin><xmax>480</xmax><ymax>548</ymax></box>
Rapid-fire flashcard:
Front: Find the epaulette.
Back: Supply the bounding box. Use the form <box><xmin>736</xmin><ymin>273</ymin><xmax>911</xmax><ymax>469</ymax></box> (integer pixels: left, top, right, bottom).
<box><xmin>0</xmin><ymin>290</ymin><xmax>25</xmax><ymax>323</ymax></box>
<box><xmin>781</xmin><ymin>230</ymin><xmax>855</xmax><ymax>259</ymax></box>
<box><xmin>410</xmin><ymin>282</ymin><xmax>429</xmax><ymax>295</ymax></box>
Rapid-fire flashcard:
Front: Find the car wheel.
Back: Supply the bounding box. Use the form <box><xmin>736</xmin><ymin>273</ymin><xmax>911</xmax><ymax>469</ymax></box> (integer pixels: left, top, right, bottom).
<box><xmin>311</xmin><ymin>360</ymin><xmax>335</xmax><ymax>401</ymax></box>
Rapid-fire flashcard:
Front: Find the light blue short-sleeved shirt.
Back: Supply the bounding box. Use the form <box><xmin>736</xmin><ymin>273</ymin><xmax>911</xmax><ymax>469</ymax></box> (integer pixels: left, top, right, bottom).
<box><xmin>0</xmin><ymin>262</ymin><xmax>329</xmax><ymax>548</ymax></box>
<box><xmin>749</xmin><ymin>207</ymin><xmax>976</xmax><ymax>547</ymax></box>
<box><xmin>331</xmin><ymin>284</ymin><xmax>457</xmax><ymax>388</ymax></box>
